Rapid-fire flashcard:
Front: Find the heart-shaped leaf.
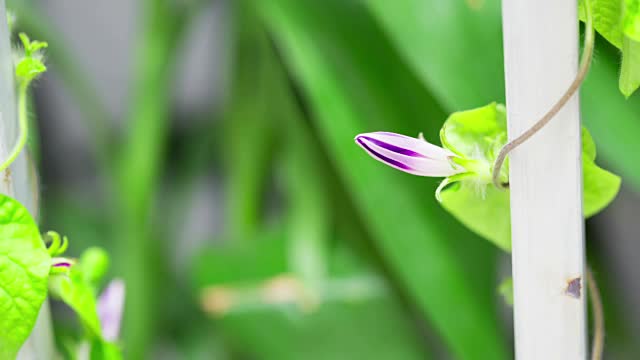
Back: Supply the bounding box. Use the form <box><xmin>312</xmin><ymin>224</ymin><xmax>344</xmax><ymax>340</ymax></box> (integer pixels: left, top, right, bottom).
<box><xmin>0</xmin><ymin>194</ymin><xmax>50</xmax><ymax>359</ymax></box>
<box><xmin>438</xmin><ymin>105</ymin><xmax>620</xmax><ymax>251</ymax></box>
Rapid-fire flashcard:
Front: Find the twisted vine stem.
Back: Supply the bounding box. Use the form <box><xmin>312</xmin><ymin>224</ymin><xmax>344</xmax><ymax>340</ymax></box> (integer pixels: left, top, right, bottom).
<box><xmin>588</xmin><ymin>268</ymin><xmax>604</xmax><ymax>360</ymax></box>
<box><xmin>492</xmin><ymin>0</ymin><xmax>595</xmax><ymax>189</ymax></box>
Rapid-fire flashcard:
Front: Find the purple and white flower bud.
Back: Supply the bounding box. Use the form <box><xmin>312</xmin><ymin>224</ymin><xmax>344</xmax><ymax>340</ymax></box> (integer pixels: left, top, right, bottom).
<box><xmin>97</xmin><ymin>279</ymin><xmax>125</xmax><ymax>342</ymax></box>
<box><xmin>355</xmin><ymin>132</ymin><xmax>463</xmax><ymax>177</ymax></box>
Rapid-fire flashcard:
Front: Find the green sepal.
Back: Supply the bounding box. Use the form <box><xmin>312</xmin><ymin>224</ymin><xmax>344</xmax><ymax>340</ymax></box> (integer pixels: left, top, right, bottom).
<box><xmin>440</xmin><ymin>102</ymin><xmax>507</xmax><ymax>184</ymax></box>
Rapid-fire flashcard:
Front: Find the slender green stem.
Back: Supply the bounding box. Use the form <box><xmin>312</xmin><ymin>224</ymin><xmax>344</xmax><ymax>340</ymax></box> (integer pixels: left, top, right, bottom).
<box><xmin>0</xmin><ymin>82</ymin><xmax>29</xmax><ymax>173</ymax></box>
<box><xmin>8</xmin><ymin>0</ymin><xmax>114</xmax><ymax>172</ymax></box>
<box><xmin>492</xmin><ymin>0</ymin><xmax>595</xmax><ymax>189</ymax></box>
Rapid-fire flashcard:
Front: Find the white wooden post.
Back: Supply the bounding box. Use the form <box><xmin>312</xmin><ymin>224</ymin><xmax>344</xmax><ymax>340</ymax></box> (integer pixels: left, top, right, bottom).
<box><xmin>0</xmin><ymin>1</ymin><xmax>55</xmax><ymax>358</ymax></box>
<box><xmin>502</xmin><ymin>1</ymin><xmax>587</xmax><ymax>359</ymax></box>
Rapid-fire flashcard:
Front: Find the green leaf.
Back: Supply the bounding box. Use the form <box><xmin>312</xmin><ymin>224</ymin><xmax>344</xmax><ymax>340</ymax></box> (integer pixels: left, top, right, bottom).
<box><xmin>579</xmin><ymin>0</ymin><xmax>623</xmax><ymax>48</ymax></box>
<box><xmin>438</xmin><ymin>107</ymin><xmax>619</xmax><ymax>251</ymax></box>
<box><xmin>579</xmin><ymin>126</ymin><xmax>621</xmax><ymax>216</ymax></box>
<box><xmin>0</xmin><ymin>194</ymin><xmax>50</xmax><ymax>359</ymax></box>
<box><xmin>582</xmin><ymin>127</ymin><xmax>597</xmax><ymax>161</ymax></box>
<box><xmin>49</xmin><ymin>272</ymin><xmax>102</xmax><ymax>337</ymax></box>
<box><xmin>582</xmin><ymin>52</ymin><xmax>640</xmax><ymax>188</ymax></box>
<box><xmin>49</xmin><ymin>247</ymin><xmax>109</xmax><ymax>338</ymax></box>
<box><xmin>257</xmin><ymin>1</ymin><xmax>508</xmax><ymax>359</ymax></box>
<box><xmin>49</xmin><ymin>247</ymin><xmax>123</xmax><ymax>359</ymax></box>
<box><xmin>620</xmin><ymin>37</ymin><xmax>640</xmax><ymax>97</ymax></box>
<box><xmin>623</xmin><ymin>0</ymin><xmax>640</xmax><ymax>41</ymax></box>
<box><xmin>90</xmin><ymin>338</ymin><xmax>123</xmax><ymax>360</ymax></box>
<box><xmin>577</xmin><ymin>0</ymin><xmax>640</xmax><ymax>96</ymax></box>
<box><xmin>440</xmin><ymin>184</ymin><xmax>512</xmax><ymax>252</ymax></box>
<box><xmin>583</xmin><ymin>160</ymin><xmax>622</xmax><ymax>217</ymax></box>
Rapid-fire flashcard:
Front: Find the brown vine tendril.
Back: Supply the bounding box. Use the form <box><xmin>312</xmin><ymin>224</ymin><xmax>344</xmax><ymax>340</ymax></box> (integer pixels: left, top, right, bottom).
<box><xmin>492</xmin><ymin>0</ymin><xmax>595</xmax><ymax>189</ymax></box>
<box><xmin>587</xmin><ymin>268</ymin><xmax>604</xmax><ymax>360</ymax></box>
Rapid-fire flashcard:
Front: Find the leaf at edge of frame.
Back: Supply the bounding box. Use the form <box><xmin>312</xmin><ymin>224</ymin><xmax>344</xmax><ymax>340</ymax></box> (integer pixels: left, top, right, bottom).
<box><xmin>579</xmin><ymin>0</ymin><xmax>624</xmax><ymax>48</ymax></box>
<box><xmin>0</xmin><ymin>193</ymin><xmax>50</xmax><ymax>359</ymax></box>
<box><xmin>623</xmin><ymin>0</ymin><xmax>640</xmax><ymax>42</ymax></box>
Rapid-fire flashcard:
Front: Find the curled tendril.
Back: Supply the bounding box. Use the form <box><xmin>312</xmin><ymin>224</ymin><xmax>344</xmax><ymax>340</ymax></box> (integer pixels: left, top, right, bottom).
<box><xmin>45</xmin><ymin>231</ymin><xmax>69</xmax><ymax>257</ymax></box>
<box><xmin>491</xmin><ymin>0</ymin><xmax>595</xmax><ymax>189</ymax></box>
<box><xmin>0</xmin><ymin>33</ymin><xmax>48</xmax><ymax>174</ymax></box>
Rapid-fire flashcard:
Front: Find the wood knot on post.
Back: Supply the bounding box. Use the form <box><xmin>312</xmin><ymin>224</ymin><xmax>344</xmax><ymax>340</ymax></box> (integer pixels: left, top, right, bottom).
<box><xmin>565</xmin><ymin>277</ymin><xmax>582</xmax><ymax>299</ymax></box>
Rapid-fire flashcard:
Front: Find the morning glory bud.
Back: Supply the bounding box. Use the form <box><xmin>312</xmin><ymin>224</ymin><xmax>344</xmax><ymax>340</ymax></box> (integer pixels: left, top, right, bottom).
<box><xmin>355</xmin><ymin>132</ymin><xmax>464</xmax><ymax>177</ymax></box>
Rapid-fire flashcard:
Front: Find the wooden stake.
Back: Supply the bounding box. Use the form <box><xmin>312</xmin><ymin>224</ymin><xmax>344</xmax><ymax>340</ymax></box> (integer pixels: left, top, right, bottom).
<box><xmin>502</xmin><ymin>0</ymin><xmax>587</xmax><ymax>358</ymax></box>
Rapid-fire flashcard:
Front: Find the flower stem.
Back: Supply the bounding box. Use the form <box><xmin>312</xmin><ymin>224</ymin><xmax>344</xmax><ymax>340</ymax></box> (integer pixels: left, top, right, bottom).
<box><xmin>492</xmin><ymin>0</ymin><xmax>595</xmax><ymax>189</ymax></box>
<box><xmin>0</xmin><ymin>82</ymin><xmax>29</xmax><ymax>173</ymax></box>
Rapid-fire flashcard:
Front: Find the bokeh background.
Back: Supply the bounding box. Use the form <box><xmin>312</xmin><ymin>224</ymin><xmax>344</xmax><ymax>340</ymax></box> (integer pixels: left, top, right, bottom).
<box><xmin>9</xmin><ymin>0</ymin><xmax>640</xmax><ymax>358</ymax></box>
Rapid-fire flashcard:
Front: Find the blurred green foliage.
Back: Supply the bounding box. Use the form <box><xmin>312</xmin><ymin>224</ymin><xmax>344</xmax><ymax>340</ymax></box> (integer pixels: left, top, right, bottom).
<box><xmin>7</xmin><ymin>0</ymin><xmax>640</xmax><ymax>358</ymax></box>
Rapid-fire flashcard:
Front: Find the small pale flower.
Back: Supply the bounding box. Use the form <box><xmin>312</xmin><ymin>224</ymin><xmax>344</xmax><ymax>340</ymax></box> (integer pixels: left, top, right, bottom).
<box><xmin>97</xmin><ymin>279</ymin><xmax>125</xmax><ymax>342</ymax></box>
<box><xmin>355</xmin><ymin>132</ymin><xmax>464</xmax><ymax>177</ymax></box>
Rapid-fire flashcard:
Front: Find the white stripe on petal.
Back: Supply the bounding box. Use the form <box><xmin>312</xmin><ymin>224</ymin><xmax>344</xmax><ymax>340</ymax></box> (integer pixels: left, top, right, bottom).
<box><xmin>365</xmin><ymin>132</ymin><xmax>456</xmax><ymax>160</ymax></box>
<box><xmin>362</xmin><ymin>138</ymin><xmax>462</xmax><ymax>177</ymax></box>
<box><xmin>355</xmin><ymin>132</ymin><xmax>464</xmax><ymax>177</ymax></box>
